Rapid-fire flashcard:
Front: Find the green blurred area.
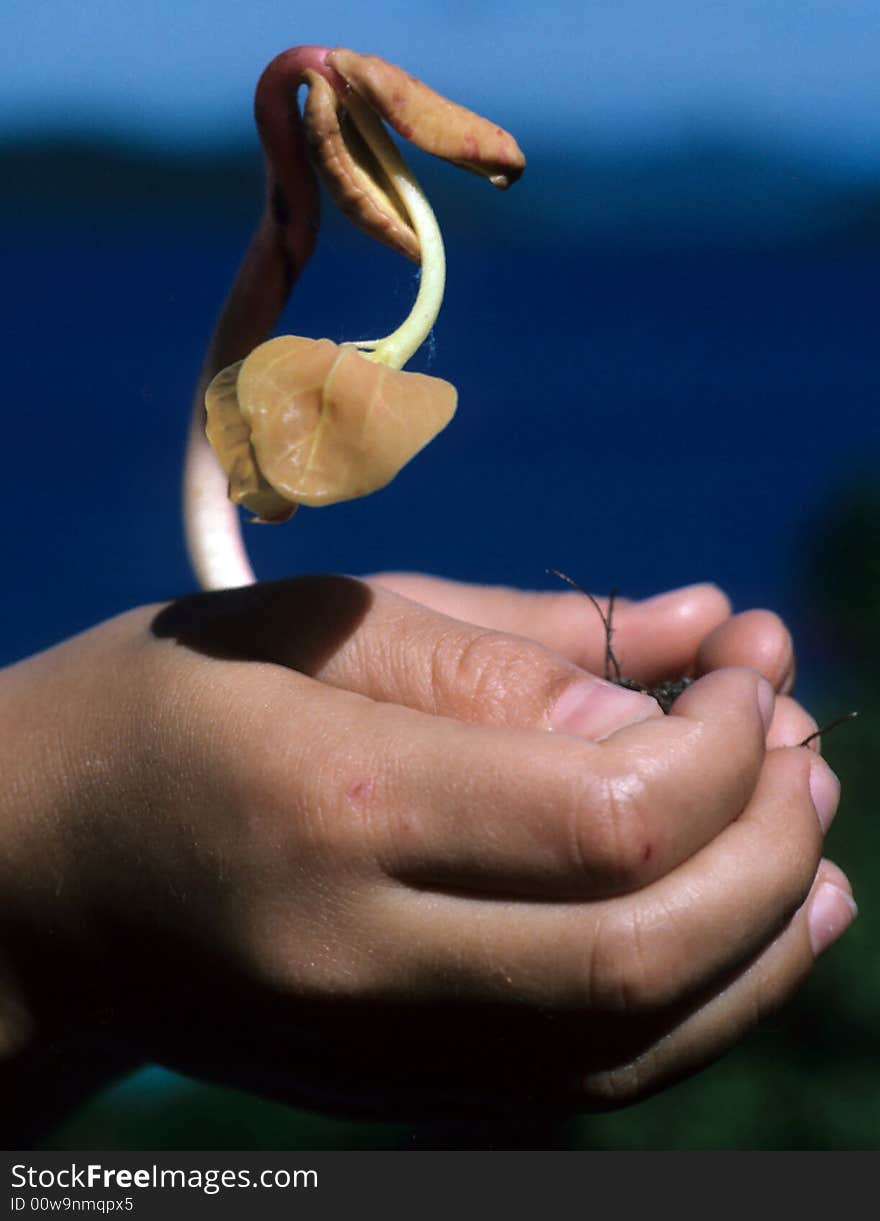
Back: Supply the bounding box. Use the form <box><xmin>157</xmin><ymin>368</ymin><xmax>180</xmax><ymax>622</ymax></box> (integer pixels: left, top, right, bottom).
<box><xmin>34</xmin><ymin>485</ymin><xmax>879</xmax><ymax>1151</ymax></box>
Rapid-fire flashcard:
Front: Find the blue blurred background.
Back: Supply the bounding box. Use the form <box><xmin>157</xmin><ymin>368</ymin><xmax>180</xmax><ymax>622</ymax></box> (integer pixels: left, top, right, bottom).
<box><xmin>3</xmin><ymin>1</ymin><xmax>879</xmax><ymax>1148</ymax></box>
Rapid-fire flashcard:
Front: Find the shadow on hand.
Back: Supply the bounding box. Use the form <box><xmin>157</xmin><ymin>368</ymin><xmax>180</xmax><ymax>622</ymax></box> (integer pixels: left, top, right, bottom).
<box><xmin>150</xmin><ymin>574</ymin><xmax>375</xmax><ymax>676</ymax></box>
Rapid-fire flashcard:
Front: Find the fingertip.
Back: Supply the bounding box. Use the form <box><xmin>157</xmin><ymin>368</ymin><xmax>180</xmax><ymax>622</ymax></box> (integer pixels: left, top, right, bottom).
<box><xmin>765</xmin><ymin>694</ymin><xmax>818</xmax><ymax>751</ymax></box>
<box><xmin>697</xmin><ymin>609</ymin><xmax>794</xmax><ymax>693</ymax></box>
<box><xmin>636</xmin><ymin>582</ymin><xmax>731</xmax><ymax>627</ymax></box>
<box><xmin>816</xmin><ymin>857</ymin><xmax>854</xmax><ymax>898</ymax></box>
<box><xmin>808</xmin><ymin>755</ymin><xmax>841</xmax><ymax>834</ymax></box>
<box><xmin>596</xmin><ymin>583</ymin><xmax>732</xmax><ymax>687</ymax></box>
<box><xmin>670</xmin><ymin>665</ymin><xmax>775</xmax><ymax>738</ymax></box>
<box><xmin>808</xmin><ymin>872</ymin><xmax>858</xmax><ymax>957</ymax></box>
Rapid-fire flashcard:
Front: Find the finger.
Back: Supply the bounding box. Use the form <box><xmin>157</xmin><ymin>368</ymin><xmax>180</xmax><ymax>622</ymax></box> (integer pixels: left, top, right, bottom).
<box><xmin>765</xmin><ymin>694</ymin><xmax>819</xmax><ymax>751</ymax></box>
<box><xmin>153</xmin><ymin>576</ymin><xmax>662</xmax><ymax>738</ymax></box>
<box><xmin>220</xmin><ymin>661</ymin><xmax>774</xmax><ymax>900</ymax></box>
<box><xmin>696</xmin><ymin>608</ymin><xmax>795</xmax><ymax>694</ymax></box>
<box><xmin>580</xmin><ymin>858</ymin><xmax>856</xmax><ymax>1106</ymax></box>
<box><xmin>170</xmin><ymin>598</ymin><xmax>774</xmax><ymax>897</ymax></box>
<box><xmin>371</xmin><ymin>571</ymin><xmax>731</xmax><ymax>682</ymax></box>
<box><xmin>341</xmin><ymin>667</ymin><xmax>775</xmax><ymax>897</ymax></box>
<box><xmin>207</xmin><ymin>856</ymin><xmax>854</xmax><ymax>1116</ymax></box>
<box><xmin>376</xmin><ymin>746</ymin><xmax>833</xmax><ymax>1016</ymax></box>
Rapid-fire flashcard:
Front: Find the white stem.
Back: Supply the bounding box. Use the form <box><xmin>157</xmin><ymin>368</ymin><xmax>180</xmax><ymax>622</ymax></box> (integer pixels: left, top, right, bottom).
<box><xmin>184</xmin><ymin>399</ymin><xmax>256</xmax><ymax>590</ymax></box>
<box><xmin>344</xmin><ymin>95</ymin><xmax>446</xmax><ymax>370</ymax></box>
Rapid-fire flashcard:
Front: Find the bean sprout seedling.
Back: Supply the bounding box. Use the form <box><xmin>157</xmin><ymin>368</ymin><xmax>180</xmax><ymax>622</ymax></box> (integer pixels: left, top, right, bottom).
<box><xmin>185</xmin><ymin>45</ymin><xmax>524</xmax><ymax>591</ymax></box>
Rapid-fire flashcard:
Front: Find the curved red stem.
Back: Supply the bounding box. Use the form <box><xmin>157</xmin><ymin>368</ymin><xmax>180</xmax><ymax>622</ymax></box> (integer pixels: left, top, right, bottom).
<box><xmin>200</xmin><ymin>45</ymin><xmax>344</xmax><ymax>382</ymax></box>
<box><xmin>185</xmin><ymin>46</ymin><xmax>345</xmax><ymax>588</ymax></box>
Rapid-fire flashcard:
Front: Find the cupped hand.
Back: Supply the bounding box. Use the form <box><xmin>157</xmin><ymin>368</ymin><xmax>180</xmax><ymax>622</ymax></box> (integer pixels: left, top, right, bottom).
<box><xmin>0</xmin><ymin>574</ymin><xmax>853</xmax><ymax>1118</ymax></box>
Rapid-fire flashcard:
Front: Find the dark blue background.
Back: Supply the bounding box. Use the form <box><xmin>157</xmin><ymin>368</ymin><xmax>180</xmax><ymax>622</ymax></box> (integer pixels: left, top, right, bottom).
<box><xmin>3</xmin><ymin>143</ymin><xmax>878</xmax><ymax>697</ymax></box>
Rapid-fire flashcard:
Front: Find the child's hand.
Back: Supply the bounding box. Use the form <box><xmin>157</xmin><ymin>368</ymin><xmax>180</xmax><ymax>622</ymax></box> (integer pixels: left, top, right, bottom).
<box><xmin>0</xmin><ymin>576</ymin><xmax>851</xmax><ymax>1118</ymax></box>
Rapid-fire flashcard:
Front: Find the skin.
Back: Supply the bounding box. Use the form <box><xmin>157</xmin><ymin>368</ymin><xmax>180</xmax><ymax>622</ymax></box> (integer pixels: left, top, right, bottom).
<box><xmin>0</xmin><ymin>575</ymin><xmax>853</xmax><ymax>1137</ymax></box>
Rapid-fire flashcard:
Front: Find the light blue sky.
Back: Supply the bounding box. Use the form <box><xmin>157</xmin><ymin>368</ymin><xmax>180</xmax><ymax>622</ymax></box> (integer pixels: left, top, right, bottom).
<box><xmin>4</xmin><ymin>0</ymin><xmax>879</xmax><ymax>166</ymax></box>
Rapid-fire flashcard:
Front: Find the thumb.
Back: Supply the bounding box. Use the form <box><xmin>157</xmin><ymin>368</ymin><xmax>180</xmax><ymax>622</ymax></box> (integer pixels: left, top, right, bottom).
<box><xmin>151</xmin><ymin>575</ymin><xmax>662</xmax><ymax>739</ymax></box>
<box><xmin>372</xmin><ymin>570</ymin><xmax>732</xmax><ymax>682</ymax></box>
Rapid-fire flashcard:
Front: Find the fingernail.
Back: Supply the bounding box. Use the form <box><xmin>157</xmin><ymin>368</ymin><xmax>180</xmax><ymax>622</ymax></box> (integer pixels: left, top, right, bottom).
<box><xmin>756</xmin><ymin>676</ymin><xmax>775</xmax><ymax>735</ymax></box>
<box><xmin>551</xmin><ymin>679</ymin><xmax>660</xmax><ymax>741</ymax></box>
<box><xmin>808</xmin><ymin>882</ymin><xmax>857</xmax><ymax>956</ymax></box>
<box><xmin>809</xmin><ymin>756</ymin><xmax>841</xmax><ymax>834</ymax></box>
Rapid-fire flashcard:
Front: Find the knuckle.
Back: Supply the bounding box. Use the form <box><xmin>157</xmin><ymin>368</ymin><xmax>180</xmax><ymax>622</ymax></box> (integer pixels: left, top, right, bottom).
<box><xmin>570</xmin><ymin>768</ymin><xmax>657</xmax><ymax>893</ymax></box>
<box><xmin>585</xmin><ymin>906</ymin><xmax>665</xmax><ymax>1014</ymax></box>
<box><xmin>431</xmin><ymin>627</ymin><xmax>561</xmax><ymax>723</ymax></box>
<box><xmin>247</xmin><ymin>907</ymin><xmax>380</xmax><ymax>1001</ymax></box>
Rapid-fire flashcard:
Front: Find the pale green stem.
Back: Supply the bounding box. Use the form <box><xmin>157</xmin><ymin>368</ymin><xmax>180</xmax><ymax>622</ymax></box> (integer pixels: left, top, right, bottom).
<box><xmin>342</xmin><ymin>93</ymin><xmax>446</xmax><ymax>371</ymax></box>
